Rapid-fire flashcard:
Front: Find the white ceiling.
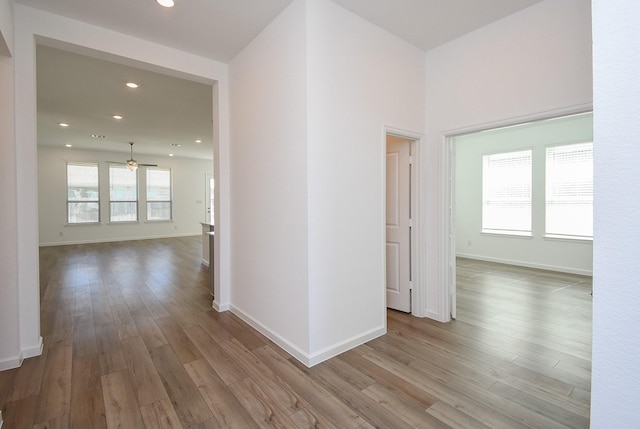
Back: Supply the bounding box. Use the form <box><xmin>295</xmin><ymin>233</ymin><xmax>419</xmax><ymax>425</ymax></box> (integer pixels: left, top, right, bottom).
<box><xmin>20</xmin><ymin>0</ymin><xmax>544</xmax><ymax>160</ymax></box>
<box><xmin>36</xmin><ymin>45</ymin><xmax>215</xmax><ymax>160</ymax></box>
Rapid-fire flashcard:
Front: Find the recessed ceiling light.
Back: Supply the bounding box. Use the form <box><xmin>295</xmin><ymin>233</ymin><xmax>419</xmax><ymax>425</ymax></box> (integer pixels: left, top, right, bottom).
<box><xmin>112</xmin><ymin>115</ymin><xmax>123</xmax><ymax>120</ymax></box>
<box><xmin>157</xmin><ymin>0</ymin><xmax>174</xmax><ymax>7</ymax></box>
<box><xmin>65</xmin><ymin>144</ymin><xmax>72</xmax><ymax>148</ymax></box>
<box><xmin>59</xmin><ymin>122</ymin><xmax>69</xmax><ymax>127</ymax></box>
<box><xmin>169</xmin><ymin>153</ymin><xmax>174</xmax><ymax>157</ymax></box>
<box><xmin>195</xmin><ymin>139</ymin><xmax>202</xmax><ymax>143</ymax></box>
<box><xmin>126</xmin><ymin>82</ymin><xmax>139</xmax><ymax>89</ymax></box>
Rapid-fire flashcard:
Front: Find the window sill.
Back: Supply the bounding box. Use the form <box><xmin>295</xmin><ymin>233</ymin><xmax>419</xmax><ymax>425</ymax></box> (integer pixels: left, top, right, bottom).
<box><xmin>544</xmin><ymin>234</ymin><xmax>593</xmax><ymax>243</ymax></box>
<box><xmin>65</xmin><ymin>222</ymin><xmax>101</xmax><ymax>226</ymax></box>
<box><xmin>481</xmin><ymin>229</ymin><xmax>533</xmax><ymax>238</ymax></box>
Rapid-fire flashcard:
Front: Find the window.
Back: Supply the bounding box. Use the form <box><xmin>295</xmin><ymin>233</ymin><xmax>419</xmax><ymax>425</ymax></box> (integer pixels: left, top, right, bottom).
<box><xmin>147</xmin><ymin>168</ymin><xmax>172</xmax><ymax>221</ymax></box>
<box><xmin>109</xmin><ymin>165</ymin><xmax>138</xmax><ymax>222</ymax></box>
<box><xmin>482</xmin><ymin>150</ymin><xmax>532</xmax><ymax>235</ymax></box>
<box><xmin>67</xmin><ymin>162</ymin><xmax>100</xmax><ymax>224</ymax></box>
<box><xmin>546</xmin><ymin>142</ymin><xmax>593</xmax><ymax>238</ymax></box>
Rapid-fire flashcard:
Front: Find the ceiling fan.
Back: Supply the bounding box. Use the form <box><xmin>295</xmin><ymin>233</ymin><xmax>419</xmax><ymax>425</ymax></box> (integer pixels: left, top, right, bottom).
<box><xmin>110</xmin><ymin>142</ymin><xmax>158</xmax><ymax>171</ymax></box>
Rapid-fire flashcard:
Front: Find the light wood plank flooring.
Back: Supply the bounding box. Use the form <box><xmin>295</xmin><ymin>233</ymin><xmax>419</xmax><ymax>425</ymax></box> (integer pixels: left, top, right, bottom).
<box><xmin>0</xmin><ymin>238</ymin><xmax>592</xmax><ymax>428</ymax></box>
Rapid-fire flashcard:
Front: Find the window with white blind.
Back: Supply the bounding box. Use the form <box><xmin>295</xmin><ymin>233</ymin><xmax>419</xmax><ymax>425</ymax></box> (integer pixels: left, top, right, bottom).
<box><xmin>67</xmin><ymin>162</ymin><xmax>100</xmax><ymax>224</ymax></box>
<box><xmin>545</xmin><ymin>142</ymin><xmax>593</xmax><ymax>239</ymax></box>
<box><xmin>482</xmin><ymin>150</ymin><xmax>532</xmax><ymax>235</ymax></box>
<box><xmin>146</xmin><ymin>168</ymin><xmax>172</xmax><ymax>221</ymax></box>
<box><xmin>109</xmin><ymin>165</ymin><xmax>138</xmax><ymax>222</ymax></box>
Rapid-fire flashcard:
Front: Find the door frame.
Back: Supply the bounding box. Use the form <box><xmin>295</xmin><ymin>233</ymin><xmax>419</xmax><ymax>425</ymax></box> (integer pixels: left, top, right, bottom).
<box><xmin>384</xmin><ymin>126</ymin><xmax>424</xmax><ymax>318</ymax></box>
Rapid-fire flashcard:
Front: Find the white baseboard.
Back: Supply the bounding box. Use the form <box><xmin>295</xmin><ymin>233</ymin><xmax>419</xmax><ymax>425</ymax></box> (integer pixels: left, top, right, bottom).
<box><xmin>22</xmin><ymin>337</ymin><xmax>44</xmax><ymax>359</ymax></box>
<box><xmin>39</xmin><ymin>233</ymin><xmax>200</xmax><ymax>247</ymax></box>
<box><xmin>230</xmin><ymin>304</ymin><xmax>385</xmax><ymax>367</ymax></box>
<box><xmin>212</xmin><ymin>300</ymin><xmax>230</xmax><ymax>312</ymax></box>
<box><xmin>0</xmin><ymin>337</ymin><xmax>43</xmax><ymax>371</ymax></box>
<box><xmin>0</xmin><ymin>354</ymin><xmax>23</xmax><ymax>371</ymax></box>
<box><xmin>230</xmin><ymin>305</ymin><xmax>310</xmax><ymax>365</ymax></box>
<box><xmin>456</xmin><ymin>253</ymin><xmax>593</xmax><ymax>276</ymax></box>
<box><xmin>306</xmin><ymin>325</ymin><xmax>386</xmax><ymax>367</ymax></box>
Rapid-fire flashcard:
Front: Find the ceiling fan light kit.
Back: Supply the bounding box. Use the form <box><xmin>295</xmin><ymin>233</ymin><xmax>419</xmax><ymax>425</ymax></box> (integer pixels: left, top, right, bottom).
<box><xmin>110</xmin><ymin>142</ymin><xmax>158</xmax><ymax>171</ymax></box>
<box><xmin>156</xmin><ymin>0</ymin><xmax>175</xmax><ymax>8</ymax></box>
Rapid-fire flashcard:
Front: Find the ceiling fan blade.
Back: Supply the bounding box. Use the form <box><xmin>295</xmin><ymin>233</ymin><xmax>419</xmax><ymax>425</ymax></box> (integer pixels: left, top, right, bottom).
<box><xmin>107</xmin><ymin>161</ymin><xmax>126</xmax><ymax>164</ymax></box>
<box><xmin>140</xmin><ymin>163</ymin><xmax>158</xmax><ymax>167</ymax></box>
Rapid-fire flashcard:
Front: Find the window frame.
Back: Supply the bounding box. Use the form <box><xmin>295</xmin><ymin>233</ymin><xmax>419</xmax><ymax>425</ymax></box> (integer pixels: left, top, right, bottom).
<box><xmin>545</xmin><ymin>141</ymin><xmax>594</xmax><ymax>240</ymax></box>
<box><xmin>108</xmin><ymin>164</ymin><xmax>139</xmax><ymax>223</ymax></box>
<box><xmin>146</xmin><ymin>167</ymin><xmax>173</xmax><ymax>222</ymax></box>
<box><xmin>66</xmin><ymin>162</ymin><xmax>100</xmax><ymax>224</ymax></box>
<box><xmin>481</xmin><ymin>149</ymin><xmax>533</xmax><ymax>236</ymax></box>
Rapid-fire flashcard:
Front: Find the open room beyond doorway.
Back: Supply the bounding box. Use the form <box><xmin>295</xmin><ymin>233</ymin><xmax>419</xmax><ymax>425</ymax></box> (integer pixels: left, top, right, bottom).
<box><xmin>448</xmin><ymin>111</ymin><xmax>594</xmax><ymax>318</ymax></box>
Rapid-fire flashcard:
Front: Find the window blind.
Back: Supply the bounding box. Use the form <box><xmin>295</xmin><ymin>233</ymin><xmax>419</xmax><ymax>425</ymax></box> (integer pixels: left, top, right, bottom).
<box><xmin>545</xmin><ymin>142</ymin><xmax>593</xmax><ymax>238</ymax></box>
<box><xmin>482</xmin><ymin>150</ymin><xmax>532</xmax><ymax>234</ymax></box>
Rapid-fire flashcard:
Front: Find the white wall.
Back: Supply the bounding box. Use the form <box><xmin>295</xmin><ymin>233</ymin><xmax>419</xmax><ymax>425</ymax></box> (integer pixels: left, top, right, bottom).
<box><xmin>455</xmin><ymin>113</ymin><xmax>593</xmax><ymax>275</ymax></box>
<box><xmin>424</xmin><ymin>0</ymin><xmax>593</xmax><ymax>320</ymax></box>
<box><xmin>306</xmin><ymin>0</ymin><xmax>425</xmax><ymax>362</ymax></box>
<box><xmin>229</xmin><ymin>0</ymin><xmax>310</xmax><ymax>360</ymax></box>
<box><xmin>38</xmin><ymin>147</ymin><xmax>212</xmax><ymax>246</ymax></box>
<box><xmin>0</xmin><ymin>0</ymin><xmax>11</xmax><ymax>55</ymax></box>
<box><xmin>11</xmin><ymin>4</ymin><xmax>231</xmax><ymax>367</ymax></box>
<box><xmin>228</xmin><ymin>0</ymin><xmax>425</xmax><ymax>365</ymax></box>
<box><xmin>591</xmin><ymin>1</ymin><xmax>640</xmax><ymax>426</ymax></box>
<box><xmin>0</xmin><ymin>0</ymin><xmax>21</xmax><ymax>370</ymax></box>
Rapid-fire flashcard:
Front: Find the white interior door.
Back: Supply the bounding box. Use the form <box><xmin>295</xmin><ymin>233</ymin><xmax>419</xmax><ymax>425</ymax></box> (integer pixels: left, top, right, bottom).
<box><xmin>386</xmin><ymin>136</ymin><xmax>411</xmax><ymax>312</ymax></box>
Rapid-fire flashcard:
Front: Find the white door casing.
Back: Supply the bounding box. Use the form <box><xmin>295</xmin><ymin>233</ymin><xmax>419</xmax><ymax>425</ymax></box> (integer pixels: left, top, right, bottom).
<box><xmin>386</xmin><ymin>136</ymin><xmax>411</xmax><ymax>312</ymax></box>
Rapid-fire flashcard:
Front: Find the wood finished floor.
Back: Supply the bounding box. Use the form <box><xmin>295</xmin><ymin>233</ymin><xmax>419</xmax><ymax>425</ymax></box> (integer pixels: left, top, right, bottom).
<box><xmin>0</xmin><ymin>237</ymin><xmax>592</xmax><ymax>428</ymax></box>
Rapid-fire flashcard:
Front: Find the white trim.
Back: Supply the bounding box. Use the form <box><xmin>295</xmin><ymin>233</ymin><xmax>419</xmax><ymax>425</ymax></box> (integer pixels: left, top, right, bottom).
<box><xmin>38</xmin><ymin>233</ymin><xmax>200</xmax><ymax>247</ymax></box>
<box><xmin>442</xmin><ymin>103</ymin><xmax>593</xmax><ymax>138</ymax></box>
<box><xmin>0</xmin><ymin>324</ymin><xmax>44</xmax><ymax>372</ymax></box>
<box><xmin>0</xmin><ymin>353</ymin><xmax>23</xmax><ymax>371</ymax></box>
<box><xmin>212</xmin><ymin>300</ymin><xmax>230</xmax><ymax>312</ymax></box>
<box><xmin>2</xmin><ymin>336</ymin><xmax>45</xmax><ymax>369</ymax></box>
<box><xmin>22</xmin><ymin>336</ymin><xmax>43</xmax><ymax>359</ymax></box>
<box><xmin>231</xmin><ymin>304</ymin><xmax>385</xmax><ymax>367</ymax></box>
<box><xmin>306</xmin><ymin>326</ymin><xmax>386</xmax><ymax>367</ymax></box>
<box><xmin>456</xmin><ymin>253</ymin><xmax>593</xmax><ymax>277</ymax></box>
<box><xmin>447</xmin><ymin>137</ymin><xmax>456</xmax><ymax>320</ymax></box>
<box><xmin>229</xmin><ymin>304</ymin><xmax>309</xmax><ymax>365</ymax></box>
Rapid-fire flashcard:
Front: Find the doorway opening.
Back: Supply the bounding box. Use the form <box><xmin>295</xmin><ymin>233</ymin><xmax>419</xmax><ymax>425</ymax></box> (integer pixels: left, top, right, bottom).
<box><xmin>445</xmin><ymin>111</ymin><xmax>594</xmax><ymax>319</ymax></box>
